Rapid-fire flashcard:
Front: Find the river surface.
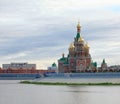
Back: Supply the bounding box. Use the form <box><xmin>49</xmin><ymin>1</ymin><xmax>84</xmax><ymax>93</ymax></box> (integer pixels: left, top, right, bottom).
<box><xmin>0</xmin><ymin>80</ymin><xmax>120</xmax><ymax>104</ymax></box>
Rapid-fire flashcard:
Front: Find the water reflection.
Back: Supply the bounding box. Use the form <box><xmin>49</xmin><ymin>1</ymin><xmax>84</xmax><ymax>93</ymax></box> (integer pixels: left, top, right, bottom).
<box><xmin>0</xmin><ymin>80</ymin><xmax>120</xmax><ymax>104</ymax></box>
<box><xmin>63</xmin><ymin>86</ymin><xmax>120</xmax><ymax>104</ymax></box>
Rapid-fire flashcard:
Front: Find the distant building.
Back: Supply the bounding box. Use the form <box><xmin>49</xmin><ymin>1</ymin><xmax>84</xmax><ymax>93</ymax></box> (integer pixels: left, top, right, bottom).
<box><xmin>2</xmin><ymin>62</ymin><xmax>36</xmax><ymax>70</ymax></box>
<box><xmin>109</xmin><ymin>65</ymin><xmax>120</xmax><ymax>71</ymax></box>
<box><xmin>48</xmin><ymin>62</ymin><xmax>58</xmax><ymax>73</ymax></box>
<box><xmin>101</xmin><ymin>59</ymin><xmax>107</xmax><ymax>70</ymax></box>
<box><xmin>91</xmin><ymin>61</ymin><xmax>97</xmax><ymax>70</ymax></box>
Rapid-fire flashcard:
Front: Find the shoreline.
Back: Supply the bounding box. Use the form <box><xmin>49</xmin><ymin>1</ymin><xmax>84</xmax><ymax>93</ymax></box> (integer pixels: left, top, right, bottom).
<box><xmin>20</xmin><ymin>77</ymin><xmax>120</xmax><ymax>86</ymax></box>
<box><xmin>20</xmin><ymin>80</ymin><xmax>120</xmax><ymax>86</ymax></box>
<box><xmin>34</xmin><ymin>77</ymin><xmax>120</xmax><ymax>83</ymax></box>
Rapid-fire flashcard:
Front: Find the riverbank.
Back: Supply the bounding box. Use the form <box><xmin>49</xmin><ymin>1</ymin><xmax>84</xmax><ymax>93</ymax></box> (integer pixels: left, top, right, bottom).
<box><xmin>20</xmin><ymin>77</ymin><xmax>120</xmax><ymax>86</ymax></box>
<box><xmin>20</xmin><ymin>80</ymin><xmax>120</xmax><ymax>86</ymax></box>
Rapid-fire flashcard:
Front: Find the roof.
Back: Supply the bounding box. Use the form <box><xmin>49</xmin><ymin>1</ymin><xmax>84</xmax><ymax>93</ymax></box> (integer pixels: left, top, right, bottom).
<box><xmin>76</xmin><ymin>33</ymin><xmax>80</xmax><ymax>39</ymax></box>
<box><xmin>52</xmin><ymin>63</ymin><xmax>57</xmax><ymax>67</ymax></box>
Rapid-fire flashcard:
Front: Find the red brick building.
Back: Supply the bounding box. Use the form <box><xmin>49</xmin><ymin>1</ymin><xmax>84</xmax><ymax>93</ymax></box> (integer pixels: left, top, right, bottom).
<box><xmin>58</xmin><ymin>23</ymin><xmax>92</xmax><ymax>73</ymax></box>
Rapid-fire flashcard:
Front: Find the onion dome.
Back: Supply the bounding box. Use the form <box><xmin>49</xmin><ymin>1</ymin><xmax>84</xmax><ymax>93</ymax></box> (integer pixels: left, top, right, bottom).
<box><xmin>78</xmin><ymin>36</ymin><xmax>84</xmax><ymax>42</ymax></box>
<box><xmin>102</xmin><ymin>59</ymin><xmax>106</xmax><ymax>64</ymax></box>
<box><xmin>77</xmin><ymin>22</ymin><xmax>81</xmax><ymax>28</ymax></box>
<box><xmin>85</xmin><ymin>42</ymin><xmax>89</xmax><ymax>49</ymax></box>
<box><xmin>59</xmin><ymin>53</ymin><xmax>67</xmax><ymax>61</ymax></box>
<box><xmin>52</xmin><ymin>62</ymin><xmax>57</xmax><ymax>67</ymax></box>
<box><xmin>69</xmin><ymin>42</ymin><xmax>75</xmax><ymax>50</ymax></box>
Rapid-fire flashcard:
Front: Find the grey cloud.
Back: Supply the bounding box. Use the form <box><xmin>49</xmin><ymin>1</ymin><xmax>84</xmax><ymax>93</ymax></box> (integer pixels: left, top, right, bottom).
<box><xmin>0</xmin><ymin>0</ymin><xmax>120</xmax><ymax>68</ymax></box>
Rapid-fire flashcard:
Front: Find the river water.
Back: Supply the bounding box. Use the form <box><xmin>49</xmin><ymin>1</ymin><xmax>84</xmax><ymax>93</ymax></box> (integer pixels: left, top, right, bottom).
<box><xmin>0</xmin><ymin>80</ymin><xmax>120</xmax><ymax>104</ymax></box>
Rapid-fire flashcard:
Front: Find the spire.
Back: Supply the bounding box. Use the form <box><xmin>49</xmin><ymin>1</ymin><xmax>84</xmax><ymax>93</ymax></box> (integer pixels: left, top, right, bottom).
<box><xmin>77</xmin><ymin>21</ymin><xmax>81</xmax><ymax>33</ymax></box>
<box><xmin>76</xmin><ymin>22</ymin><xmax>81</xmax><ymax>40</ymax></box>
<box><xmin>102</xmin><ymin>59</ymin><xmax>106</xmax><ymax>64</ymax></box>
<box><xmin>62</xmin><ymin>53</ymin><xmax>64</xmax><ymax>58</ymax></box>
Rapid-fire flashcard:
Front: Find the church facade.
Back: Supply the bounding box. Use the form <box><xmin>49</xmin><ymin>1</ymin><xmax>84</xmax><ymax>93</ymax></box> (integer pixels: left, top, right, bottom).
<box><xmin>58</xmin><ymin>23</ymin><xmax>97</xmax><ymax>73</ymax></box>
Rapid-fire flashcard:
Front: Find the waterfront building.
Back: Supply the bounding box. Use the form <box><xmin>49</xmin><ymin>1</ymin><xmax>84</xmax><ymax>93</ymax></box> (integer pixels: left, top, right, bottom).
<box><xmin>101</xmin><ymin>59</ymin><xmax>107</xmax><ymax>70</ymax></box>
<box><xmin>48</xmin><ymin>62</ymin><xmax>58</xmax><ymax>73</ymax></box>
<box><xmin>2</xmin><ymin>62</ymin><xmax>36</xmax><ymax>70</ymax></box>
<box><xmin>1</xmin><ymin>62</ymin><xmax>55</xmax><ymax>74</ymax></box>
<box><xmin>58</xmin><ymin>22</ymin><xmax>96</xmax><ymax>73</ymax></box>
<box><xmin>109</xmin><ymin>65</ymin><xmax>120</xmax><ymax>72</ymax></box>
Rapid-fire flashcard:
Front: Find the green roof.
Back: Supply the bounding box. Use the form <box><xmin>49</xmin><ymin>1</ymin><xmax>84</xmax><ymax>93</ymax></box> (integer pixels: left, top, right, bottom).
<box><xmin>76</xmin><ymin>33</ymin><xmax>80</xmax><ymax>39</ymax></box>
<box><xmin>91</xmin><ymin>62</ymin><xmax>97</xmax><ymax>67</ymax></box>
<box><xmin>58</xmin><ymin>54</ymin><xmax>69</xmax><ymax>64</ymax></box>
<box><xmin>64</xmin><ymin>61</ymin><xmax>69</xmax><ymax>64</ymax></box>
<box><xmin>94</xmin><ymin>62</ymin><xmax>97</xmax><ymax>67</ymax></box>
<box><xmin>102</xmin><ymin>59</ymin><xmax>106</xmax><ymax>64</ymax></box>
<box><xmin>59</xmin><ymin>57</ymin><xmax>66</xmax><ymax>61</ymax></box>
<box><xmin>59</xmin><ymin>57</ymin><xmax>69</xmax><ymax>64</ymax></box>
<box><xmin>52</xmin><ymin>63</ymin><xmax>57</xmax><ymax>67</ymax></box>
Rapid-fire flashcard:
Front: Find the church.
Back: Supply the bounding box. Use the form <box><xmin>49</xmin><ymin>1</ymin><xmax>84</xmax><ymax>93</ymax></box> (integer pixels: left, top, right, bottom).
<box><xmin>58</xmin><ymin>22</ymin><xmax>99</xmax><ymax>73</ymax></box>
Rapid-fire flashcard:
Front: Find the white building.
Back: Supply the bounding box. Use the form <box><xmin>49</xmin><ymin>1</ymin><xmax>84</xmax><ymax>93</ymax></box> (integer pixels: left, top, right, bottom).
<box><xmin>48</xmin><ymin>62</ymin><xmax>58</xmax><ymax>73</ymax></box>
<box><xmin>2</xmin><ymin>62</ymin><xmax>36</xmax><ymax>70</ymax></box>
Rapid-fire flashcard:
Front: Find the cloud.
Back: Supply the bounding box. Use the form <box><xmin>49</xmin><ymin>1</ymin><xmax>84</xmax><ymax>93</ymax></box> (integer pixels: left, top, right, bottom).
<box><xmin>0</xmin><ymin>0</ymin><xmax>120</xmax><ymax>69</ymax></box>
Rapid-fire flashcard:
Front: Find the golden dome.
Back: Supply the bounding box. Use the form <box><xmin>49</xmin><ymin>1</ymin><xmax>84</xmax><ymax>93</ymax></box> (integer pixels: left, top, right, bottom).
<box><xmin>69</xmin><ymin>43</ymin><xmax>75</xmax><ymax>50</ymax></box>
<box><xmin>78</xmin><ymin>36</ymin><xmax>84</xmax><ymax>42</ymax></box>
<box><xmin>85</xmin><ymin>42</ymin><xmax>89</xmax><ymax>49</ymax></box>
<box><xmin>77</xmin><ymin>22</ymin><xmax>81</xmax><ymax>28</ymax></box>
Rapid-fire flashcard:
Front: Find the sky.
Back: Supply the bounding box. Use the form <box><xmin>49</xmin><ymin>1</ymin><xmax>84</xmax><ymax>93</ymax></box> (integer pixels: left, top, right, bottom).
<box><xmin>0</xmin><ymin>0</ymin><xmax>120</xmax><ymax>69</ymax></box>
